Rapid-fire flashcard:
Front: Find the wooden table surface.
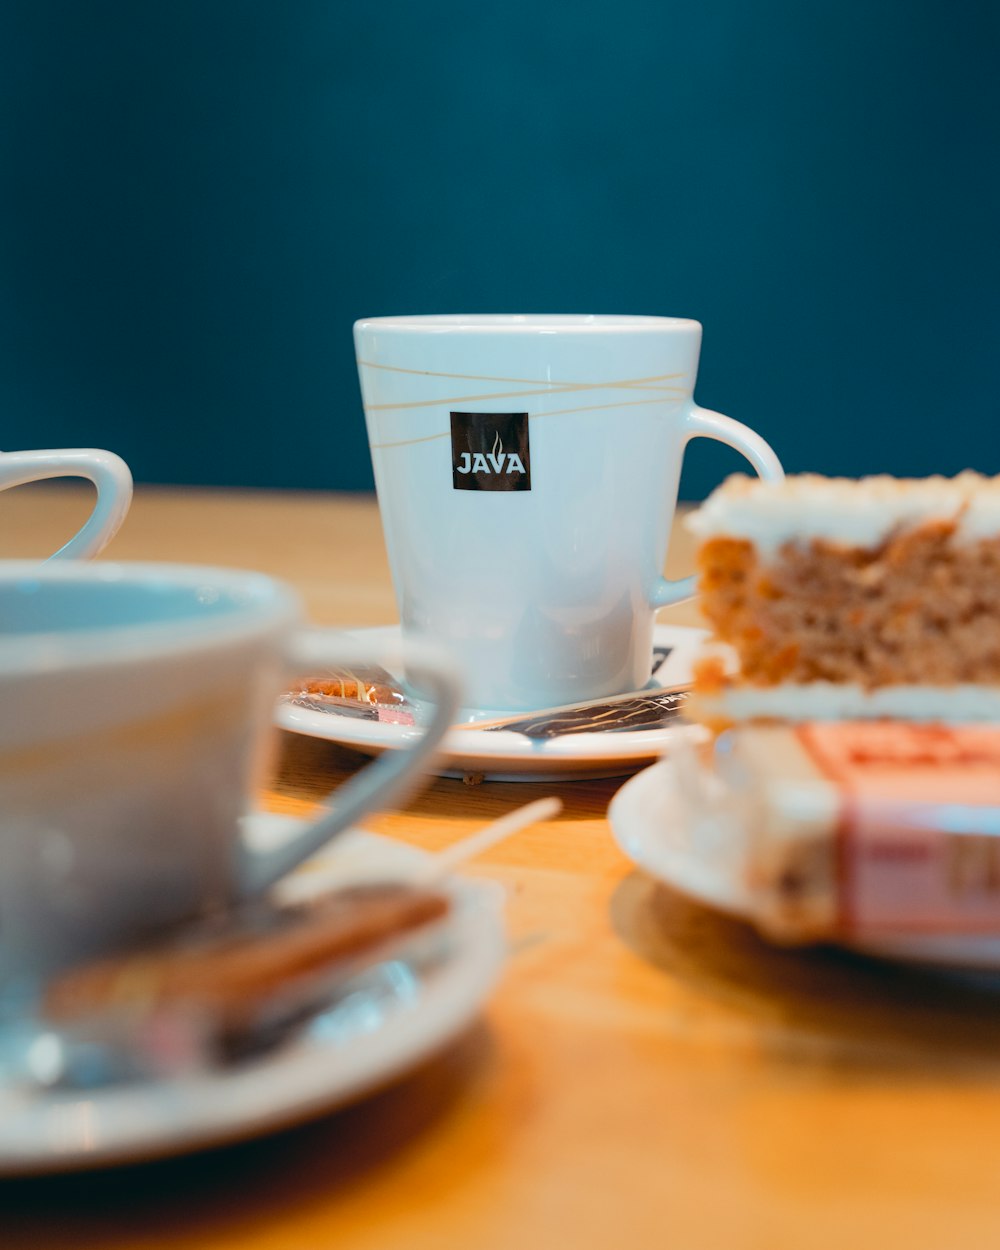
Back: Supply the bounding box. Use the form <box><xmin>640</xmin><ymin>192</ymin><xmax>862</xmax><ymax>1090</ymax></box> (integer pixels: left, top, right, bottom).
<box><xmin>3</xmin><ymin>483</ymin><xmax>1000</xmax><ymax>1249</ymax></box>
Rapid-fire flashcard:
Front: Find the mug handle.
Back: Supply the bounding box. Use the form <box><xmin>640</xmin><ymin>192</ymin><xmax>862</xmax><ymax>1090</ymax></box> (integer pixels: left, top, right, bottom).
<box><xmin>0</xmin><ymin>448</ymin><xmax>133</xmax><ymax>559</ymax></box>
<box><xmin>650</xmin><ymin>405</ymin><xmax>784</xmax><ymax>609</ymax></box>
<box><xmin>238</xmin><ymin>632</ymin><xmax>461</xmax><ymax>898</ymax></box>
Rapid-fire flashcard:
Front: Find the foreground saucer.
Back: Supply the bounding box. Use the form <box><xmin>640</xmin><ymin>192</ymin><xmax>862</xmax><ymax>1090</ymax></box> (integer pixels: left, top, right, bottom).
<box><xmin>609</xmin><ymin>758</ymin><xmax>1000</xmax><ymax>973</ymax></box>
<box><xmin>276</xmin><ymin>623</ymin><xmax>709</xmax><ymax>782</ymax></box>
<box><xmin>0</xmin><ymin>815</ymin><xmax>505</xmax><ymax>1175</ymax></box>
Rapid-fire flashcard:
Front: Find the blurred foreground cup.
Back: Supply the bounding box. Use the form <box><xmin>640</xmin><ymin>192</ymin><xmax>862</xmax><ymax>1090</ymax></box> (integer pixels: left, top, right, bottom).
<box><xmin>0</xmin><ymin>561</ymin><xmax>460</xmax><ymax>987</ymax></box>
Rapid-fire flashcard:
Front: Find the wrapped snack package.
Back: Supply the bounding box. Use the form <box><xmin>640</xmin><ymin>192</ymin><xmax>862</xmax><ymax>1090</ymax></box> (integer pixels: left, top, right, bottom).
<box><xmin>700</xmin><ymin>722</ymin><xmax>1000</xmax><ymax>943</ymax></box>
<box><xmin>286</xmin><ymin>664</ymin><xmax>416</xmax><ymax>725</ymax></box>
<box><xmin>32</xmin><ymin>883</ymin><xmax>453</xmax><ymax>1084</ymax></box>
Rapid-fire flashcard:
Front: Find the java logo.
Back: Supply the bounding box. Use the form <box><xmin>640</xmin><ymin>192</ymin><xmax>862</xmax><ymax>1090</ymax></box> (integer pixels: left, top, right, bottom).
<box><xmin>455</xmin><ymin>431</ymin><xmax>526</xmax><ymax>477</ymax></box>
<box><xmin>450</xmin><ymin>411</ymin><xmax>531</xmax><ymax>492</ymax></box>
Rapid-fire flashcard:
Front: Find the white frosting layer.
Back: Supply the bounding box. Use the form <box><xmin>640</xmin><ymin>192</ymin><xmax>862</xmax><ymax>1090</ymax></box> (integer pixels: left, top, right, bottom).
<box><xmin>685</xmin><ymin>472</ymin><xmax>1000</xmax><ymax>551</ymax></box>
<box><xmin>695</xmin><ymin>682</ymin><xmax>1000</xmax><ymax>724</ymax></box>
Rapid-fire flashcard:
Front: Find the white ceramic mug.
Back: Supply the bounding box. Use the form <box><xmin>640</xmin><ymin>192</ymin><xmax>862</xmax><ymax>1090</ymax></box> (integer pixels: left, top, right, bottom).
<box><xmin>0</xmin><ymin>448</ymin><xmax>133</xmax><ymax>558</ymax></box>
<box><xmin>0</xmin><ymin>561</ymin><xmax>461</xmax><ymax>984</ymax></box>
<box><xmin>355</xmin><ymin>314</ymin><xmax>783</xmax><ymax>711</ymax></box>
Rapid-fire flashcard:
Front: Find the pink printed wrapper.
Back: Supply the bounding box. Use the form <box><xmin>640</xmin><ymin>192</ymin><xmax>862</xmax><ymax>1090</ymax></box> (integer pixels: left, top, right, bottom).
<box><xmin>376</xmin><ymin>705</ymin><xmax>416</xmax><ymax>726</ymax></box>
<box><xmin>796</xmin><ymin>723</ymin><xmax>1000</xmax><ymax>935</ymax></box>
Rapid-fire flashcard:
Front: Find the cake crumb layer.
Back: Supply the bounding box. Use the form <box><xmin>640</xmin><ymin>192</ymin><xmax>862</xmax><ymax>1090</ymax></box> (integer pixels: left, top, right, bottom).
<box><xmin>696</xmin><ymin>521</ymin><xmax>1000</xmax><ymax>687</ymax></box>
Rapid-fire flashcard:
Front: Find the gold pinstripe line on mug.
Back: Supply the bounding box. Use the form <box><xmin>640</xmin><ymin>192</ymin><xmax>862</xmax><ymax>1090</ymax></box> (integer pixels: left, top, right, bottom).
<box><xmin>367</xmin><ymin>393</ymin><xmax>687</xmax><ymax>451</ymax></box>
<box><xmin>357</xmin><ymin>359</ymin><xmax>688</xmax><ymax>389</ymax></box>
<box><xmin>364</xmin><ymin>379</ymin><xmax>688</xmax><ymax>413</ymax></box>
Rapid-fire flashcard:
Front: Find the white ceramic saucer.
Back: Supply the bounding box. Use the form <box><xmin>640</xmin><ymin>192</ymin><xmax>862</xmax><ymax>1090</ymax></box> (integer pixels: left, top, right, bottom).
<box><xmin>609</xmin><ymin>758</ymin><xmax>1000</xmax><ymax>973</ymax></box>
<box><xmin>276</xmin><ymin>623</ymin><xmax>708</xmax><ymax>782</ymax></box>
<box><xmin>0</xmin><ymin>814</ymin><xmax>506</xmax><ymax>1175</ymax></box>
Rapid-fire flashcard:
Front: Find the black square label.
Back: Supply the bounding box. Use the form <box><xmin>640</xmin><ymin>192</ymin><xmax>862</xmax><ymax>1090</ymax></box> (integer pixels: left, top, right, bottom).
<box><xmin>450</xmin><ymin>411</ymin><xmax>531</xmax><ymax>491</ymax></box>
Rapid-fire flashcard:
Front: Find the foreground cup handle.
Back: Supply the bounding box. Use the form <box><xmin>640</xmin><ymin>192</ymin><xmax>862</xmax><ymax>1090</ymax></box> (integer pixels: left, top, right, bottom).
<box><xmin>649</xmin><ymin>404</ymin><xmax>784</xmax><ymax>609</ymax></box>
<box><xmin>0</xmin><ymin>448</ymin><xmax>133</xmax><ymax>559</ymax></box>
<box><xmin>238</xmin><ymin>633</ymin><xmax>462</xmax><ymax>898</ymax></box>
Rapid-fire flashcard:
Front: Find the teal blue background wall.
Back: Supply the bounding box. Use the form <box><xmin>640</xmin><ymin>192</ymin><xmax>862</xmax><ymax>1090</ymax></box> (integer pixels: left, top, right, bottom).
<box><xmin>1</xmin><ymin>1</ymin><xmax>998</xmax><ymax>496</ymax></box>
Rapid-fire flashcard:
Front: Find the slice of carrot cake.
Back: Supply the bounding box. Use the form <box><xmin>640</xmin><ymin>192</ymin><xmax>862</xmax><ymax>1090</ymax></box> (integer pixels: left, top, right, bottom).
<box><xmin>685</xmin><ymin>471</ymin><xmax>1000</xmax><ymax>723</ymax></box>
